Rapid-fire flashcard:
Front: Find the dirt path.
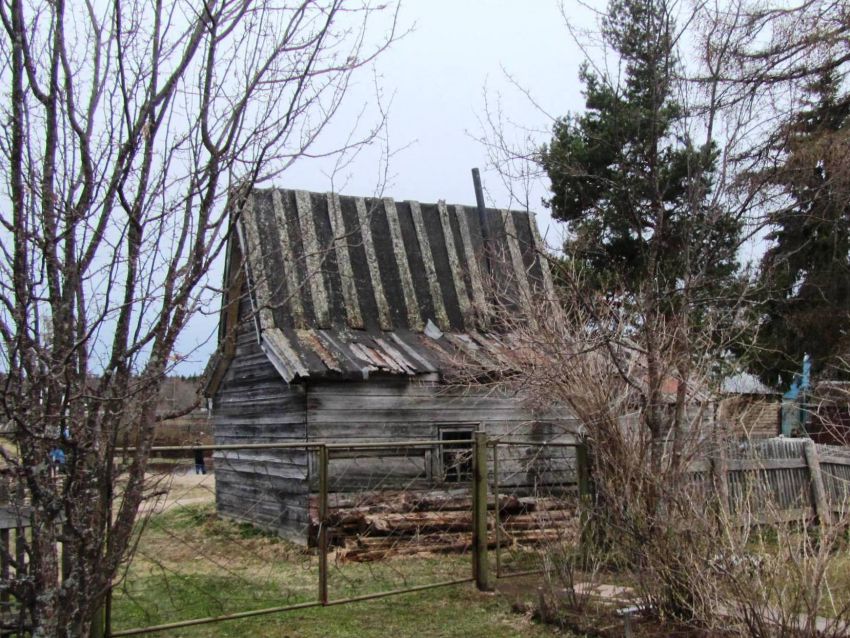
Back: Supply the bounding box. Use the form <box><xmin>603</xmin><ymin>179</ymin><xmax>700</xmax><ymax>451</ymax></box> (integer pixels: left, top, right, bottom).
<box><xmin>139</xmin><ymin>471</ymin><xmax>216</xmax><ymax>514</ymax></box>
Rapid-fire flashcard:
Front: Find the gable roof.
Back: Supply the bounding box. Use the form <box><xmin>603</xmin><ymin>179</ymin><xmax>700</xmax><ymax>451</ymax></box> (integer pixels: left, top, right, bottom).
<box><xmin>216</xmin><ymin>188</ymin><xmax>555</xmax><ymax>384</ymax></box>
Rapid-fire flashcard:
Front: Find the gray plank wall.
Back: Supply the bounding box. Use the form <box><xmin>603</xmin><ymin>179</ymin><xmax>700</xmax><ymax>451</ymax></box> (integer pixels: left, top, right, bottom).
<box><xmin>213</xmin><ymin>332</ymin><xmax>579</xmax><ymax>544</ymax></box>
<box><xmin>306</xmin><ymin>379</ymin><xmax>579</xmax><ymax>494</ymax></box>
<box><xmin>212</xmin><ymin>318</ymin><xmax>311</xmax><ymax>542</ymax></box>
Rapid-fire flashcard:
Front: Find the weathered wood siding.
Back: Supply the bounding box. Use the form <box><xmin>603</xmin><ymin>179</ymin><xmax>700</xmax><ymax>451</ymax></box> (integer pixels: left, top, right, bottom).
<box><xmin>306</xmin><ymin>379</ymin><xmax>579</xmax><ymax>493</ymax></box>
<box><xmin>212</xmin><ymin>313</ymin><xmax>310</xmax><ymax>542</ymax></box>
<box><xmin>212</xmin><ymin>323</ymin><xmax>579</xmax><ymax>544</ymax></box>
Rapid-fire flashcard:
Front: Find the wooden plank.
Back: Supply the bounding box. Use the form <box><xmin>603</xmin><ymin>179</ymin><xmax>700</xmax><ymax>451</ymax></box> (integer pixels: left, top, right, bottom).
<box><xmin>217</xmin><ymin>501</ymin><xmax>310</xmax><ymax>532</ymax></box>
<box><xmin>454</xmin><ymin>205</ymin><xmax>489</xmax><ymax>327</ymax></box>
<box><xmin>308</xmin><ymin>408</ymin><xmax>559</xmax><ymax>425</ymax></box>
<box><xmin>527</xmin><ymin>211</ymin><xmax>557</xmax><ymax>302</ymax></box>
<box><xmin>214</xmin><ymin>461</ymin><xmax>308</xmax><ymax>480</ymax></box>
<box><xmin>500</xmin><ymin>209</ymin><xmax>533</xmax><ymax>317</ymax></box>
<box><xmin>271</xmin><ymin>190</ymin><xmax>306</xmax><ymax>327</ymax></box>
<box><xmin>215</xmin><ymin>390</ymin><xmax>305</xmax><ymax>407</ymax></box>
<box><xmin>295</xmin><ymin>190</ymin><xmax>330</xmax><ymax>326</ymax></box>
<box><xmin>383</xmin><ymin>198</ymin><xmax>422</xmax><ymax>330</ymax></box>
<box><xmin>307</xmin><ymin>424</ymin><xmax>432</xmax><ymax>442</ymax></box>
<box><xmin>239</xmin><ymin>198</ymin><xmax>274</xmax><ymax>331</ymax></box>
<box><xmin>437</xmin><ymin>201</ymin><xmax>472</xmax><ymax>326</ymax></box>
<box><xmin>818</xmin><ymin>454</ymin><xmax>850</xmax><ymax>466</ymax></box>
<box><xmin>327</xmin><ymin>192</ymin><xmax>363</xmax><ymax>329</ymax></box>
<box><xmin>262</xmin><ymin>328</ymin><xmax>310</xmax><ymax>381</ymax></box>
<box><xmin>388</xmin><ymin>333</ymin><xmax>439</xmax><ymax>373</ymax></box>
<box><xmin>408</xmin><ymin>200</ymin><xmax>450</xmax><ymax>330</ymax></box>
<box><xmin>355</xmin><ymin>197</ymin><xmax>393</xmax><ymax>330</ymax></box>
<box><xmin>214</xmin><ymin>404</ymin><xmax>305</xmax><ymax>422</ymax></box>
<box><xmin>307</xmin><ymin>392</ymin><xmax>537</xmax><ymax>411</ymax></box>
<box><xmin>214</xmin><ymin>422</ymin><xmax>306</xmax><ymax>436</ymax></box>
<box><xmin>213</xmin><ymin>449</ymin><xmax>310</xmax><ymax>464</ymax></box>
<box><xmin>307</xmin><ymin>378</ymin><xmax>534</xmax><ymax>397</ymax></box>
<box><xmin>215</xmin><ymin>471</ymin><xmax>311</xmax><ymax>496</ymax></box>
<box><xmin>804</xmin><ymin>439</ymin><xmax>833</xmax><ymax>525</ymax></box>
<box><xmin>688</xmin><ymin>457</ymin><xmax>808</xmax><ymax>473</ymax></box>
<box><xmin>325</xmin><ymin>456</ymin><xmax>429</xmax><ymax>487</ymax></box>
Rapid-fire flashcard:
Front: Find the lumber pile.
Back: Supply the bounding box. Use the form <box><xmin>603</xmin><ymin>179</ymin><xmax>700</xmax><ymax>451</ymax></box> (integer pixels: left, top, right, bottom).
<box><xmin>308</xmin><ymin>489</ymin><xmax>578</xmax><ymax>561</ymax></box>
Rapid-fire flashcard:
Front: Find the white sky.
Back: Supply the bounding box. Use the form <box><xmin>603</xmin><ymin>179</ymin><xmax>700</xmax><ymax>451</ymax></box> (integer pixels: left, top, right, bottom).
<box><xmin>176</xmin><ymin>1</ymin><xmax>592</xmax><ymax>373</ymax></box>
<box><xmin>281</xmin><ymin>0</ymin><xmax>590</xmax><ymax>227</ymax></box>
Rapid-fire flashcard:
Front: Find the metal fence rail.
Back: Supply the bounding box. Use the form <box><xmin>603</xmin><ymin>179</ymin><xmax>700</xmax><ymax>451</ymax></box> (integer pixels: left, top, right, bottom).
<box><xmin>8</xmin><ymin>434</ymin><xmax>844</xmax><ymax>636</ymax></box>
<box><xmin>488</xmin><ymin>440</ymin><xmax>581</xmax><ymax>580</ymax></box>
<box><xmin>106</xmin><ymin>436</ymin><xmax>523</xmax><ymax>637</ymax></box>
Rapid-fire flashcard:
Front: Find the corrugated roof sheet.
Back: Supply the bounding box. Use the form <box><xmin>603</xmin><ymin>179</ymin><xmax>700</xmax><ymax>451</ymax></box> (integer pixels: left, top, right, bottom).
<box><xmin>722</xmin><ymin>372</ymin><xmax>780</xmax><ymax>395</ymax></box>
<box><xmin>237</xmin><ymin>188</ymin><xmax>554</xmax><ymax>382</ymax></box>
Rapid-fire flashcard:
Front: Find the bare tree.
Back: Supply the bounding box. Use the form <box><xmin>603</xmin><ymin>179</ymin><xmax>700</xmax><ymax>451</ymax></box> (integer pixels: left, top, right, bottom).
<box><xmin>693</xmin><ymin>0</ymin><xmax>850</xmax><ymax>384</ymax></box>
<box><xmin>0</xmin><ymin>1</ymin><xmax>399</xmax><ymax>634</ymax></box>
<box><xmin>465</xmin><ymin>0</ymin><xmax>850</xmax><ymax>633</ymax></box>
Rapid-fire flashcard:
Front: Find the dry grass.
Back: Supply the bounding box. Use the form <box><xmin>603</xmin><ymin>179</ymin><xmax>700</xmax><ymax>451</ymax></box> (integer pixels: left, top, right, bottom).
<box><xmin>112</xmin><ymin>493</ymin><xmax>572</xmax><ymax>638</ymax></box>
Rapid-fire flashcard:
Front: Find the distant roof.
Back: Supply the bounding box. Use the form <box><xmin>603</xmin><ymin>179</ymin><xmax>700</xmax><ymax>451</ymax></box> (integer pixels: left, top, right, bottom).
<box><xmin>232</xmin><ymin>188</ymin><xmax>555</xmax><ymax>382</ymax></box>
<box><xmin>722</xmin><ymin>372</ymin><xmax>779</xmax><ymax>395</ymax></box>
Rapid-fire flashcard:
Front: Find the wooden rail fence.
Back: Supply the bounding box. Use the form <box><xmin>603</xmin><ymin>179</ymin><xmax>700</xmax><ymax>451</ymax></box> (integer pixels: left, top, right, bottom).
<box><xmin>687</xmin><ymin>437</ymin><xmax>850</xmax><ymax>523</ymax></box>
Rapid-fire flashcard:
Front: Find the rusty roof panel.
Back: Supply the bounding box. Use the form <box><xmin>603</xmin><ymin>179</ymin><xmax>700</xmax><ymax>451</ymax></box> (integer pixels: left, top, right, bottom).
<box><xmin>255</xmin><ymin>326</ymin><xmax>520</xmax><ymax>383</ymax></box>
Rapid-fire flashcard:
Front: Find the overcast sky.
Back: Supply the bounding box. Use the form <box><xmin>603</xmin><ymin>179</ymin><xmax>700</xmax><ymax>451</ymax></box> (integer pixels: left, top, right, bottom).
<box><xmin>281</xmin><ymin>1</ymin><xmax>590</xmax><ymax>230</ymax></box>
<box><xmin>176</xmin><ymin>1</ymin><xmax>591</xmax><ymax>373</ymax></box>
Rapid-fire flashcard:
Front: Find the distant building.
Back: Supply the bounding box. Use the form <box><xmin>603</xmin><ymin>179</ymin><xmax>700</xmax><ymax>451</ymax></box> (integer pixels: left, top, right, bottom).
<box><xmin>154</xmin><ymin>377</ymin><xmax>210</xmax><ymax>447</ymax></box>
<box><xmin>718</xmin><ymin>372</ymin><xmax>782</xmax><ymax>439</ymax></box>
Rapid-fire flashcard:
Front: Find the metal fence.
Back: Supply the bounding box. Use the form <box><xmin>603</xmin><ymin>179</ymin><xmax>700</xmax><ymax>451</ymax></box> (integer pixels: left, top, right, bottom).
<box><xmin>96</xmin><ymin>434</ymin><xmax>583</xmax><ymax>636</ymax></box>
<box><xmin>9</xmin><ymin>434</ymin><xmax>845</xmax><ymax>635</ymax></box>
<box><xmin>109</xmin><ymin>442</ymin><xmax>319</xmax><ymax>637</ymax></box>
<box><xmin>489</xmin><ymin>440</ymin><xmax>581</xmax><ymax>579</ymax></box>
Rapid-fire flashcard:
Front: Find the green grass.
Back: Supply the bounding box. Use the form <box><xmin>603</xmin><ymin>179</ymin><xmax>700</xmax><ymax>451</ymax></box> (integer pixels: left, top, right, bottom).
<box><xmin>111</xmin><ymin>504</ymin><xmax>570</xmax><ymax>637</ymax></box>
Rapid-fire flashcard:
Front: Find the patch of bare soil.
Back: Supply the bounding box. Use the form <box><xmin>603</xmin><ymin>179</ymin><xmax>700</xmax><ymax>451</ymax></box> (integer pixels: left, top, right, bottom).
<box><xmin>495</xmin><ymin>574</ymin><xmax>736</xmax><ymax>637</ymax></box>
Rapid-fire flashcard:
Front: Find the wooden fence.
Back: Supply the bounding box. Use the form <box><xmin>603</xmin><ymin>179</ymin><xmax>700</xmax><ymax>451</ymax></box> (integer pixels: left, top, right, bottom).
<box><xmin>0</xmin><ymin>479</ymin><xmax>30</xmax><ymax>635</ymax></box>
<box><xmin>688</xmin><ymin>437</ymin><xmax>850</xmax><ymax>524</ymax></box>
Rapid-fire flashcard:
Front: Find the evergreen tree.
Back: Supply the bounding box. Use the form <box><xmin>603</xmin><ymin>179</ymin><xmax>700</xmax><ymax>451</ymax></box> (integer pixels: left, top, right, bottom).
<box><xmin>540</xmin><ymin>0</ymin><xmax>740</xmax><ymax>309</ymax></box>
<box><xmin>540</xmin><ymin>0</ymin><xmax>744</xmax><ymax>456</ymax></box>
<box><xmin>753</xmin><ymin>72</ymin><xmax>850</xmax><ymax>385</ymax></box>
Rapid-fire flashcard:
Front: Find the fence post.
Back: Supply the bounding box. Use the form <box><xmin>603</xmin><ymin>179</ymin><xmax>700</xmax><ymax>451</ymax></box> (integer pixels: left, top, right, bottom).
<box><xmin>318</xmin><ymin>444</ymin><xmax>329</xmax><ymax>605</ymax></box>
<box><xmin>575</xmin><ymin>440</ymin><xmax>594</xmax><ymax>553</ymax></box>
<box><xmin>472</xmin><ymin>432</ymin><xmax>492</xmax><ymax>591</ymax></box>
<box><xmin>89</xmin><ymin>606</ymin><xmax>105</xmax><ymax>638</ymax></box>
<box><xmin>576</xmin><ymin>441</ymin><xmax>590</xmax><ymax>502</ymax></box>
<box><xmin>803</xmin><ymin>438</ymin><xmax>832</xmax><ymax>526</ymax></box>
<box><xmin>491</xmin><ymin>443</ymin><xmax>501</xmax><ymax>579</ymax></box>
<box><xmin>710</xmin><ymin>441</ymin><xmax>730</xmax><ymax>520</ymax></box>
<box><xmin>1</xmin><ymin>528</ymin><xmax>8</xmax><ymax>608</ymax></box>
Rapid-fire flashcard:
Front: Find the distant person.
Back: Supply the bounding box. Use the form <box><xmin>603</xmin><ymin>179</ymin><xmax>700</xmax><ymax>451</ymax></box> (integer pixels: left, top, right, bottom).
<box><xmin>193</xmin><ymin>439</ymin><xmax>206</xmax><ymax>475</ymax></box>
<box><xmin>49</xmin><ymin>447</ymin><xmax>66</xmax><ymax>477</ymax></box>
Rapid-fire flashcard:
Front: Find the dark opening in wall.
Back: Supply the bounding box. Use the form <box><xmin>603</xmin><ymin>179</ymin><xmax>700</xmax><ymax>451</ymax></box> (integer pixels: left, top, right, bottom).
<box><xmin>439</xmin><ymin>428</ymin><xmax>474</xmax><ymax>482</ymax></box>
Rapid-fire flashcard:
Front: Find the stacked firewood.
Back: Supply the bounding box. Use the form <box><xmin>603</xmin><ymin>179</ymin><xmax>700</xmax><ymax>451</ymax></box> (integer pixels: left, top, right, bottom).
<box><xmin>309</xmin><ymin>490</ymin><xmax>577</xmax><ymax>561</ymax></box>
